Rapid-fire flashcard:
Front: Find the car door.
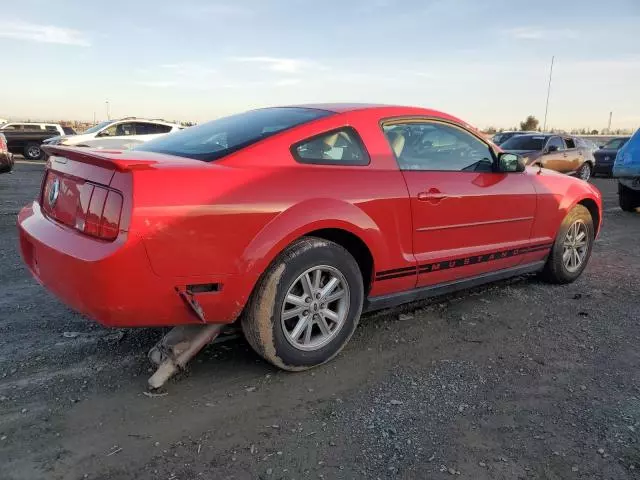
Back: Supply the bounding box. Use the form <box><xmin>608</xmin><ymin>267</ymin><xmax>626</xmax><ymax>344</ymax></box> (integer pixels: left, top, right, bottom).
<box><xmin>563</xmin><ymin>137</ymin><xmax>582</xmax><ymax>173</ymax></box>
<box><xmin>540</xmin><ymin>136</ymin><xmax>567</xmax><ymax>172</ymax></box>
<box><xmin>382</xmin><ymin>119</ymin><xmax>537</xmax><ymax>288</ymax></box>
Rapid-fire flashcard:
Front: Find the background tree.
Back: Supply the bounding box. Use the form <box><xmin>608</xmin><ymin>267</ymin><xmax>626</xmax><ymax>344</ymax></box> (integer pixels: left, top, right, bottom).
<box><xmin>520</xmin><ymin>115</ymin><xmax>539</xmax><ymax>131</ymax></box>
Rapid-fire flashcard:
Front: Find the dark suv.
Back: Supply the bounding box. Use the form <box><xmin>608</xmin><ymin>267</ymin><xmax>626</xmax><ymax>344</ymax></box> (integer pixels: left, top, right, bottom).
<box><xmin>501</xmin><ymin>134</ymin><xmax>595</xmax><ymax>181</ymax></box>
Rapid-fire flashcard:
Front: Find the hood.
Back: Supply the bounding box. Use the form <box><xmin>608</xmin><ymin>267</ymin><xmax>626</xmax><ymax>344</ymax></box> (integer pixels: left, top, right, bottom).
<box><xmin>57</xmin><ymin>133</ymin><xmax>95</xmax><ymax>145</ymax></box>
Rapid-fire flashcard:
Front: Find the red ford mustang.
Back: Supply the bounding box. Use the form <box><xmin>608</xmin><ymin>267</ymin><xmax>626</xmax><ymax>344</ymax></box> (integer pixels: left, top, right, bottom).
<box><xmin>18</xmin><ymin>104</ymin><xmax>602</xmax><ymax>376</ymax></box>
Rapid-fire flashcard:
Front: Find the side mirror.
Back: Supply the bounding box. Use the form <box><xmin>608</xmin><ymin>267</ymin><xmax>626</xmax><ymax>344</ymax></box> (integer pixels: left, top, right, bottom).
<box><xmin>599</xmin><ymin>145</ymin><xmax>604</xmax><ymax>149</ymax></box>
<box><xmin>497</xmin><ymin>152</ymin><xmax>525</xmax><ymax>173</ymax></box>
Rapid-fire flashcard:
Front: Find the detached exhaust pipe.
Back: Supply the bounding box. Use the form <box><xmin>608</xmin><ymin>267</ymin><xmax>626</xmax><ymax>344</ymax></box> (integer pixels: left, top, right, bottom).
<box><xmin>147</xmin><ymin>324</ymin><xmax>224</xmax><ymax>389</ymax></box>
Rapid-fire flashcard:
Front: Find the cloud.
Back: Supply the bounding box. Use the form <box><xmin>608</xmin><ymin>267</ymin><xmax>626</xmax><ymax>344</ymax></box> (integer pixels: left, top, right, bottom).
<box><xmin>504</xmin><ymin>26</ymin><xmax>579</xmax><ymax>40</ymax></box>
<box><xmin>0</xmin><ymin>20</ymin><xmax>90</xmax><ymax>46</ymax></box>
<box><xmin>231</xmin><ymin>56</ymin><xmax>326</xmax><ymax>74</ymax></box>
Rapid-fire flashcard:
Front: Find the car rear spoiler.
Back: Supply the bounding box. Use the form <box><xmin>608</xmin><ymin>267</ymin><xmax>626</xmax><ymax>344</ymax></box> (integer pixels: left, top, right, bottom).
<box><xmin>43</xmin><ymin>145</ymin><xmax>157</xmax><ymax>172</ymax></box>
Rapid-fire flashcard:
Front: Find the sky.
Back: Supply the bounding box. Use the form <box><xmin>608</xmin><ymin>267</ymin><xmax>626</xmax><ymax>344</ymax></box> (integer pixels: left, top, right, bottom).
<box><xmin>1</xmin><ymin>0</ymin><xmax>639</xmax><ymax>130</ymax></box>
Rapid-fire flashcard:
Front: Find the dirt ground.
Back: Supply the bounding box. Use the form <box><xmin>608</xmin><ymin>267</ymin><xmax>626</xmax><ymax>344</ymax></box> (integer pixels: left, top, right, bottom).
<box><xmin>1</xmin><ymin>162</ymin><xmax>639</xmax><ymax>480</ymax></box>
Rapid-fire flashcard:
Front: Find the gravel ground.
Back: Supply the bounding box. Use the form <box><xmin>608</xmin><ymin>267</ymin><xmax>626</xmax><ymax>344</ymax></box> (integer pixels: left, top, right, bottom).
<box><xmin>0</xmin><ymin>162</ymin><xmax>639</xmax><ymax>480</ymax></box>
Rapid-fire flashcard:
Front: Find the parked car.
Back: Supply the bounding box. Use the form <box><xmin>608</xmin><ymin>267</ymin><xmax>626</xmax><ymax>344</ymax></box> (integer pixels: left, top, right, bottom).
<box><xmin>577</xmin><ymin>138</ymin><xmax>600</xmax><ymax>154</ymax></box>
<box><xmin>491</xmin><ymin>130</ymin><xmax>538</xmax><ymax>146</ymax></box>
<box><xmin>0</xmin><ymin>133</ymin><xmax>14</xmax><ymax>173</ymax></box>
<box><xmin>500</xmin><ymin>133</ymin><xmax>595</xmax><ymax>181</ymax></box>
<box><xmin>42</xmin><ymin>118</ymin><xmax>182</xmax><ymax>149</ymax></box>
<box><xmin>593</xmin><ymin>137</ymin><xmax>630</xmax><ymax>177</ymax></box>
<box><xmin>18</xmin><ymin>104</ymin><xmax>602</xmax><ymax>385</ymax></box>
<box><xmin>612</xmin><ymin>129</ymin><xmax>640</xmax><ymax>211</ymax></box>
<box><xmin>2</xmin><ymin>129</ymin><xmax>59</xmax><ymax>160</ymax></box>
<box><xmin>0</xmin><ymin>122</ymin><xmax>74</xmax><ymax>136</ymax></box>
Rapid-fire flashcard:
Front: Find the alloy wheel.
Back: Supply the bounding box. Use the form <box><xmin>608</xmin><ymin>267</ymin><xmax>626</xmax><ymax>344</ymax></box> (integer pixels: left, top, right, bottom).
<box><xmin>562</xmin><ymin>220</ymin><xmax>588</xmax><ymax>272</ymax></box>
<box><xmin>27</xmin><ymin>146</ymin><xmax>41</xmax><ymax>159</ymax></box>
<box><xmin>579</xmin><ymin>163</ymin><xmax>591</xmax><ymax>181</ymax></box>
<box><xmin>280</xmin><ymin>265</ymin><xmax>350</xmax><ymax>351</ymax></box>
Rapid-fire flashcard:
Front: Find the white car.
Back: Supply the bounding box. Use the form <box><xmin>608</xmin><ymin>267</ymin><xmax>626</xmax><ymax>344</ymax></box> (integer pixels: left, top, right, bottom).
<box><xmin>43</xmin><ymin>118</ymin><xmax>183</xmax><ymax>150</ymax></box>
<box><xmin>0</xmin><ymin>122</ymin><xmax>74</xmax><ymax>136</ymax></box>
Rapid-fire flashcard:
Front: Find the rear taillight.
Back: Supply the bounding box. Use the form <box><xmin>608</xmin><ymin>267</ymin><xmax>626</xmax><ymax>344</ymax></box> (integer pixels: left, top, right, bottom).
<box><xmin>0</xmin><ymin>134</ymin><xmax>7</xmax><ymax>153</ymax></box>
<box><xmin>42</xmin><ymin>171</ymin><xmax>123</xmax><ymax>241</ymax></box>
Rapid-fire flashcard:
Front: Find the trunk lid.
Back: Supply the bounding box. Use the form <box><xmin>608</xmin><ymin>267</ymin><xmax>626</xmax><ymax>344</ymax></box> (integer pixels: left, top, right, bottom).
<box><xmin>40</xmin><ymin>146</ymin><xmax>207</xmax><ymax>241</ymax></box>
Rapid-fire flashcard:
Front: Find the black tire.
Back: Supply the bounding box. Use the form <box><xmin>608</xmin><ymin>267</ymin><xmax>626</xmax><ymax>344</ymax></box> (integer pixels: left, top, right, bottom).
<box><xmin>242</xmin><ymin>237</ymin><xmax>364</xmax><ymax>371</ymax></box>
<box><xmin>23</xmin><ymin>143</ymin><xmax>43</xmax><ymax>160</ymax></box>
<box><xmin>619</xmin><ymin>183</ymin><xmax>640</xmax><ymax>212</ymax></box>
<box><xmin>576</xmin><ymin>162</ymin><xmax>591</xmax><ymax>181</ymax></box>
<box><xmin>540</xmin><ymin>204</ymin><xmax>594</xmax><ymax>284</ymax></box>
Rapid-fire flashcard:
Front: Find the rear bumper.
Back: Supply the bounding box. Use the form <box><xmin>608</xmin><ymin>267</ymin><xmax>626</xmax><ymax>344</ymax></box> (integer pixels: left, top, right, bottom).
<box><xmin>593</xmin><ymin>162</ymin><xmax>613</xmax><ymax>175</ymax></box>
<box><xmin>18</xmin><ymin>202</ymin><xmax>251</xmax><ymax>327</ymax></box>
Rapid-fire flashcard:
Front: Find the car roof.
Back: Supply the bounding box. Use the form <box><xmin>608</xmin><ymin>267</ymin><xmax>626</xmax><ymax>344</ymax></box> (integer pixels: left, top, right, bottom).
<box><xmin>108</xmin><ymin>118</ymin><xmax>180</xmax><ymax>126</ymax></box>
<box><xmin>509</xmin><ymin>133</ymin><xmax>550</xmax><ymax>138</ymax></box>
<box><xmin>281</xmin><ymin>103</ymin><xmax>472</xmax><ymax>128</ymax></box>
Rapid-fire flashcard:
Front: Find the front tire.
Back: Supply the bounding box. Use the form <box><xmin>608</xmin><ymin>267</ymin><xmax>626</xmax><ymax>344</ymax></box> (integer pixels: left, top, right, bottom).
<box><xmin>540</xmin><ymin>205</ymin><xmax>594</xmax><ymax>284</ymax></box>
<box><xmin>619</xmin><ymin>183</ymin><xmax>640</xmax><ymax>212</ymax></box>
<box><xmin>242</xmin><ymin>237</ymin><xmax>364</xmax><ymax>371</ymax></box>
<box><xmin>23</xmin><ymin>143</ymin><xmax>43</xmax><ymax>161</ymax></box>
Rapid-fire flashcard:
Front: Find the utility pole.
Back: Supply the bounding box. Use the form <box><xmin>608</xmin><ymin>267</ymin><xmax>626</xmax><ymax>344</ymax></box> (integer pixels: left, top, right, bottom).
<box><xmin>542</xmin><ymin>56</ymin><xmax>554</xmax><ymax>132</ymax></box>
<box><xmin>93</xmin><ymin>111</ymin><xmax>96</xmax><ymax>124</ymax></box>
<box><xmin>607</xmin><ymin>111</ymin><xmax>612</xmax><ymax>133</ymax></box>
<box><xmin>105</xmin><ymin>100</ymin><xmax>110</xmax><ymax>120</ymax></box>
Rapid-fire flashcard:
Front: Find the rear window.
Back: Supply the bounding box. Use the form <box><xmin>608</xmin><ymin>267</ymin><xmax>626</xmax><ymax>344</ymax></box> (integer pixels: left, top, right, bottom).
<box><xmin>501</xmin><ymin>135</ymin><xmax>547</xmax><ymax>151</ymax></box>
<box><xmin>135</xmin><ymin>107</ymin><xmax>334</xmax><ymax>161</ymax></box>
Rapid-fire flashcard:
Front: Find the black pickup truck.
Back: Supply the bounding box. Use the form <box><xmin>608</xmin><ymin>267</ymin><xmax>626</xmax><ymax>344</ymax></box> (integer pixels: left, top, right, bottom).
<box><xmin>1</xmin><ymin>130</ymin><xmax>58</xmax><ymax>160</ymax></box>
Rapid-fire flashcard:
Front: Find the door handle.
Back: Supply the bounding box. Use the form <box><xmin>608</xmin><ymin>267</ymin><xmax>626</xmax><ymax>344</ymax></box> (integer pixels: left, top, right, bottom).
<box><xmin>562</xmin><ymin>153</ymin><xmax>568</xmax><ymax>158</ymax></box>
<box><xmin>417</xmin><ymin>192</ymin><xmax>446</xmax><ymax>201</ymax></box>
<box><xmin>417</xmin><ymin>188</ymin><xmax>460</xmax><ymax>202</ymax></box>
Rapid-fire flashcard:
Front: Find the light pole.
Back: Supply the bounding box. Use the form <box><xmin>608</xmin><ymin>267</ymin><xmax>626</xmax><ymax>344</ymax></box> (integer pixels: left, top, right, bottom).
<box><xmin>105</xmin><ymin>100</ymin><xmax>110</xmax><ymax>120</ymax></box>
<box><xmin>542</xmin><ymin>56</ymin><xmax>554</xmax><ymax>132</ymax></box>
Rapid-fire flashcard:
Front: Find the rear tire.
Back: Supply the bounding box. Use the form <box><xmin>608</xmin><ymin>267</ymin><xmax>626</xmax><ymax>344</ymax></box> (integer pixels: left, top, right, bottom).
<box><xmin>540</xmin><ymin>205</ymin><xmax>594</xmax><ymax>284</ymax></box>
<box><xmin>576</xmin><ymin>162</ymin><xmax>591</xmax><ymax>181</ymax></box>
<box><xmin>619</xmin><ymin>183</ymin><xmax>640</xmax><ymax>212</ymax></box>
<box><xmin>242</xmin><ymin>237</ymin><xmax>364</xmax><ymax>371</ymax></box>
<box><xmin>23</xmin><ymin>143</ymin><xmax>43</xmax><ymax>161</ymax></box>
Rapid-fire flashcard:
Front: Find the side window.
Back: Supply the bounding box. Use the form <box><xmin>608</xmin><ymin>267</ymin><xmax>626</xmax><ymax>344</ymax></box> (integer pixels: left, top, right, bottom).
<box><xmin>45</xmin><ymin>125</ymin><xmax>58</xmax><ymax>132</ymax></box>
<box><xmin>564</xmin><ymin>138</ymin><xmax>576</xmax><ymax>149</ymax></box>
<box><xmin>546</xmin><ymin>136</ymin><xmax>565</xmax><ymax>151</ymax></box>
<box><xmin>3</xmin><ymin>124</ymin><xmax>17</xmax><ymax>130</ymax></box>
<box><xmin>292</xmin><ymin>127</ymin><xmax>369</xmax><ymax>165</ymax></box>
<box><xmin>100</xmin><ymin>124</ymin><xmax>118</xmax><ymax>137</ymax></box>
<box><xmin>136</xmin><ymin>123</ymin><xmax>172</xmax><ymax>135</ymax></box>
<box><xmin>383</xmin><ymin>122</ymin><xmax>494</xmax><ymax>172</ymax></box>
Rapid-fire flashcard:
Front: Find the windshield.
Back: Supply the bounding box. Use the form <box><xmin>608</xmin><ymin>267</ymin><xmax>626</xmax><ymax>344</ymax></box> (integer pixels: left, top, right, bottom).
<box><xmin>492</xmin><ymin>133</ymin><xmax>507</xmax><ymax>144</ymax></box>
<box><xmin>604</xmin><ymin>138</ymin><xmax>629</xmax><ymax>149</ymax></box>
<box><xmin>135</xmin><ymin>107</ymin><xmax>334</xmax><ymax>161</ymax></box>
<box><xmin>83</xmin><ymin>121</ymin><xmax>112</xmax><ymax>134</ymax></box>
<box><xmin>501</xmin><ymin>135</ymin><xmax>547</xmax><ymax>151</ymax></box>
